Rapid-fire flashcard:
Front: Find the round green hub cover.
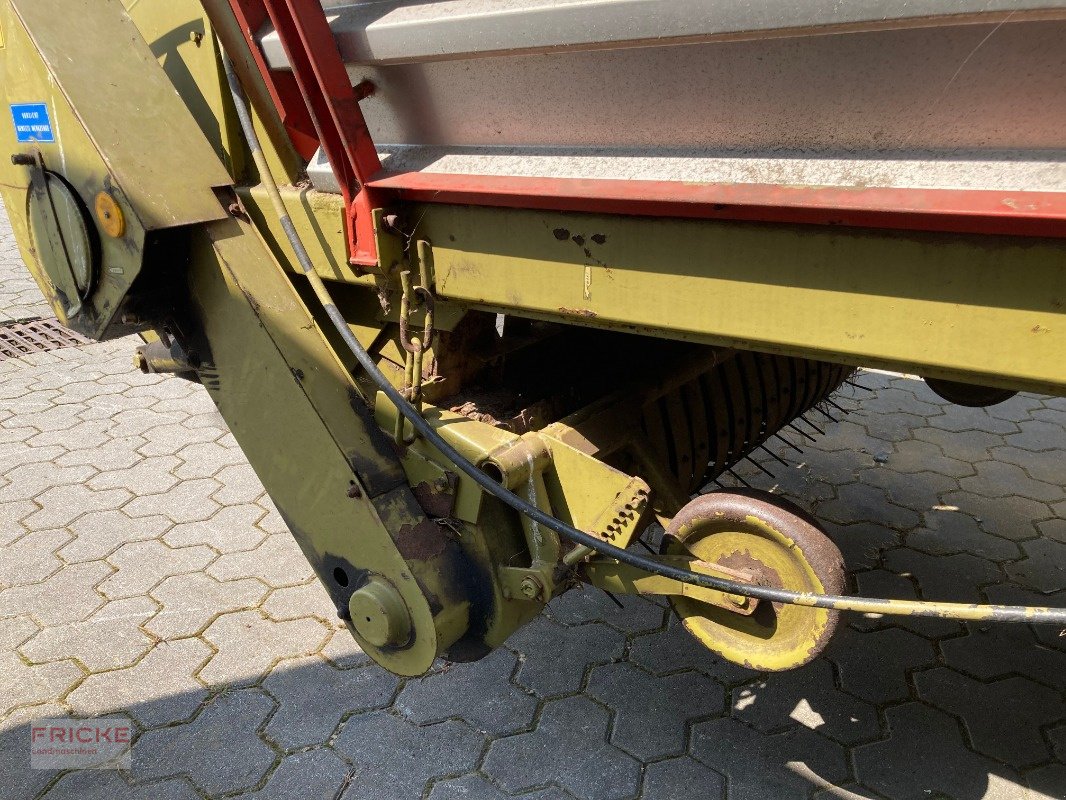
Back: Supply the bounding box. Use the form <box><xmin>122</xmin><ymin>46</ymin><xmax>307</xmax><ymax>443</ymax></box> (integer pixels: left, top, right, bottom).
<box><xmin>27</xmin><ymin>172</ymin><xmax>95</xmax><ymax>316</ymax></box>
<box><xmin>348</xmin><ymin>576</ymin><xmax>413</xmax><ymax>648</ymax></box>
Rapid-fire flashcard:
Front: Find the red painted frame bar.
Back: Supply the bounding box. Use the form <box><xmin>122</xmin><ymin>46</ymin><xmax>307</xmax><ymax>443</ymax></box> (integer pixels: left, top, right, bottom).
<box><xmin>367</xmin><ymin>172</ymin><xmax>1066</xmax><ymax>239</ymax></box>
<box><xmin>229</xmin><ymin>0</ymin><xmax>382</xmax><ymax>266</ymax></box>
<box><xmin>226</xmin><ymin>0</ymin><xmax>319</xmax><ymax>160</ymax></box>
<box><xmin>225</xmin><ymin>1</ymin><xmax>1064</xmax><ymax>257</ymax></box>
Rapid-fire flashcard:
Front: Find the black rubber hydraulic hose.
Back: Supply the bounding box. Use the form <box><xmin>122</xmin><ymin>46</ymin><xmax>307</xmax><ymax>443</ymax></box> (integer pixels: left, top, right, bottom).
<box><xmin>222</xmin><ymin>54</ymin><xmax>1066</xmax><ymax>625</ymax></box>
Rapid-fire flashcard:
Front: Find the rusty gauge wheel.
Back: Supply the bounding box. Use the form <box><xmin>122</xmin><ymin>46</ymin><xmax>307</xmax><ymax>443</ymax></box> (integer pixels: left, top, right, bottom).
<box><xmin>662</xmin><ymin>490</ymin><xmax>845</xmax><ymax>671</ymax></box>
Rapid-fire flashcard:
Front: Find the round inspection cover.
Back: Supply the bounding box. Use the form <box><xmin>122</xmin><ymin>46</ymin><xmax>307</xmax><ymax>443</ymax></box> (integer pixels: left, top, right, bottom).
<box><xmin>27</xmin><ymin>171</ymin><xmax>95</xmax><ymax>315</ymax></box>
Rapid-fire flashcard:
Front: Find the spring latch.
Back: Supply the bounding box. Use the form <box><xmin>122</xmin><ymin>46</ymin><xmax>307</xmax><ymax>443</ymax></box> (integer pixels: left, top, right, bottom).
<box><xmin>395</xmin><ymin>247</ymin><xmax>435</xmax><ymax>443</ymax></box>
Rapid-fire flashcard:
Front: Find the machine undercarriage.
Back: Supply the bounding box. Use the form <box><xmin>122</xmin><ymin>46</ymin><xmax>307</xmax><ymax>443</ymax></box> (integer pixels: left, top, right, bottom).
<box><xmin>0</xmin><ymin>0</ymin><xmax>1063</xmax><ymax>678</ymax></box>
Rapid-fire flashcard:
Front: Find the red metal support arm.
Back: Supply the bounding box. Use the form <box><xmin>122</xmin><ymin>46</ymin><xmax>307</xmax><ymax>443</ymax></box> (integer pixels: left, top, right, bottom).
<box><xmin>227</xmin><ymin>0</ymin><xmax>383</xmax><ymax>267</ymax></box>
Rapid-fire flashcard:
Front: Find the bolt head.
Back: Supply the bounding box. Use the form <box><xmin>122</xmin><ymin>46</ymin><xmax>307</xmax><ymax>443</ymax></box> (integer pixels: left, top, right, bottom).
<box><xmin>727</xmin><ymin>594</ymin><xmax>749</xmax><ymax>608</ymax></box>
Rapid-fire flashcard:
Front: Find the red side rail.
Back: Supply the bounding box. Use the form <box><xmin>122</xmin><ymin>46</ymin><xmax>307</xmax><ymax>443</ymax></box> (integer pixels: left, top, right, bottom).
<box><xmin>226</xmin><ymin>1</ymin><xmax>1066</xmax><ymax>271</ymax></box>
<box><xmin>367</xmin><ymin>172</ymin><xmax>1066</xmax><ymax>239</ymax></box>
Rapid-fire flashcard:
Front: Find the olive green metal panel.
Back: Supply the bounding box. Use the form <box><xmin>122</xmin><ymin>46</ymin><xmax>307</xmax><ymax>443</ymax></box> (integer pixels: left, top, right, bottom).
<box><xmin>198</xmin><ymin>0</ymin><xmax>305</xmax><ymax>183</ymax></box>
<box><xmin>122</xmin><ymin>0</ymin><xmax>246</xmax><ymax>180</ymax></box>
<box><xmin>0</xmin><ymin>2</ymin><xmax>149</xmax><ymax>335</ymax></box>
<box><xmin>410</xmin><ymin>204</ymin><xmax>1066</xmax><ymax>396</ymax></box>
<box><xmin>243</xmin><ymin>185</ymin><xmax>369</xmax><ymax>285</ymax></box>
<box><xmin>9</xmin><ymin>0</ymin><xmax>230</xmax><ymax>230</ymax></box>
<box><xmin>0</xmin><ymin>0</ymin><xmax>238</xmax><ymax>340</ymax></box>
<box><xmin>208</xmin><ymin>218</ymin><xmax>406</xmax><ymax>497</ymax></box>
<box><xmin>187</xmin><ymin>215</ymin><xmax>471</xmax><ymax>675</ymax></box>
<box><xmin>236</xmin><ymin>187</ymin><xmax>1066</xmax><ymax>395</ymax></box>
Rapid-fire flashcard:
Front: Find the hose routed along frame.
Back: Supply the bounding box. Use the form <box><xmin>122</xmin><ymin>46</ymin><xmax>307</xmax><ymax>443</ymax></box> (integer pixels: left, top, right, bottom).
<box><xmin>222</xmin><ymin>54</ymin><xmax>1066</xmax><ymax>627</ymax></box>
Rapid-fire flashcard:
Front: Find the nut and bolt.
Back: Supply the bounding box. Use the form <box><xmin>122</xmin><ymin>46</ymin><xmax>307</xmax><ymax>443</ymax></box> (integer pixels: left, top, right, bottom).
<box><xmin>519</xmin><ymin>577</ymin><xmax>542</xmax><ymax>600</ymax></box>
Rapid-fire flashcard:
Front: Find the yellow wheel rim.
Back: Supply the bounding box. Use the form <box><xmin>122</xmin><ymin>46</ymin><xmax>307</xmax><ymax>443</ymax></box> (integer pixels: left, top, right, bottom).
<box><xmin>664</xmin><ymin>492</ymin><xmax>844</xmax><ymax>671</ymax></box>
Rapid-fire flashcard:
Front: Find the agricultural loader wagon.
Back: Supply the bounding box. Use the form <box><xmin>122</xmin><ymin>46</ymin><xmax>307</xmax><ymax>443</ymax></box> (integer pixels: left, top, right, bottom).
<box><xmin>1</xmin><ymin>0</ymin><xmax>1064</xmax><ymax>676</ymax></box>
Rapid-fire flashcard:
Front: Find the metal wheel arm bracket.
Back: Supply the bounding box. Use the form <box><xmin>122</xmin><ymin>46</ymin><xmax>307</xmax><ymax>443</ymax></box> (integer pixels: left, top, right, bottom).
<box><xmin>582</xmin><ymin>556</ymin><xmax>760</xmax><ymax>616</ymax></box>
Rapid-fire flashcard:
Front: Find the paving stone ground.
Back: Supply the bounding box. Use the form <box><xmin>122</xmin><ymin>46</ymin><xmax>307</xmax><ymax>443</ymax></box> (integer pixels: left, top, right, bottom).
<box><xmin>1</xmin><ymin>198</ymin><xmax>1065</xmax><ymax>800</ymax></box>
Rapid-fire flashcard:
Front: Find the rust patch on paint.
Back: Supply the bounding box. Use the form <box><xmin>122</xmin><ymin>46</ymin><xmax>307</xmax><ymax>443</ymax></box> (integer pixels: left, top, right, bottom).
<box><xmin>394</xmin><ymin>518</ymin><xmax>448</xmax><ymax>561</ymax></box>
<box><xmin>411</xmin><ymin>472</ymin><xmax>458</xmax><ymax>518</ymax></box>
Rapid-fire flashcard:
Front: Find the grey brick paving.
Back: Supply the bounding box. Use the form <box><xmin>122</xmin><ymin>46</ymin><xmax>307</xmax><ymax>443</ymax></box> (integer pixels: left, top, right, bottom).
<box><xmin>263</xmin><ymin>655</ymin><xmax>398</xmax><ymax>749</ymax></box>
<box><xmin>639</xmin><ymin>756</ymin><xmax>726</xmax><ymax>800</ymax></box>
<box><xmin>0</xmin><ymin>200</ymin><xmax>49</xmax><ymax>324</ymax></box>
<box><xmin>914</xmin><ymin>668</ymin><xmax>1063</xmax><ymax>768</ymax></box>
<box><xmin>205</xmin><ymin>533</ymin><xmax>315</xmax><ymax>587</ymax></box>
<box><xmin>197</xmin><ymin>610</ymin><xmax>330</xmax><ymax>688</ymax></box>
<box><xmin>730</xmin><ymin>659</ymin><xmax>879</xmax><ymax>746</ymax></box>
<box><xmin>333</xmin><ymin>712</ymin><xmax>485</xmax><ymax>800</ymax></box>
<box><xmin>586</xmin><ymin>662</ymin><xmax>725</xmax><ymax>759</ymax></box>
<box><xmin>1</xmin><ymin>201</ymin><xmax>1066</xmax><ymax>800</ymax></box>
<box><xmin>826</xmin><ymin>625</ymin><xmax>936</xmax><ymax>704</ymax></box>
<box><xmin>545</xmin><ymin>584</ymin><xmax>667</xmax><ymax>635</ymax></box>
<box><xmin>0</xmin><ymin>704</ymin><xmax>67</xmax><ymax>800</ymax></box>
<box><xmin>506</xmin><ymin>616</ymin><xmax>625</xmax><ymax>699</ymax></box>
<box><xmin>1026</xmin><ymin>523</ymin><xmax>1066</xmax><ymax>562</ymax></box>
<box><xmin>237</xmin><ymin>748</ymin><xmax>351</xmax><ymax>800</ymax></box>
<box><xmin>18</xmin><ymin>594</ymin><xmax>157</xmax><ymax>671</ymax></box>
<box><xmin>66</xmin><ymin>638</ymin><xmax>211</xmax><ymax>728</ymax></box>
<box><xmin>690</xmin><ymin>716</ymin><xmax>849</xmax><ymax>800</ymax></box>
<box><xmin>940</xmin><ymin>623</ymin><xmax>1066</xmax><ymax>692</ymax></box>
<box><xmin>396</xmin><ymin>648</ymin><xmax>537</xmax><ymax>736</ymax></box>
<box><xmin>427</xmin><ymin>774</ymin><xmax>560</xmax><ymax>800</ymax></box>
<box><xmin>60</xmin><ymin>510</ymin><xmax>171</xmax><ymax>564</ymax></box>
<box><xmin>132</xmin><ymin>689</ymin><xmax>277</xmax><ymax>796</ymax></box>
<box><xmin>1004</xmin><ymin>538</ymin><xmax>1066</xmax><ymax>592</ymax></box>
<box><xmin>43</xmin><ymin>772</ymin><xmax>201</xmax><ymax>800</ymax></box>
<box><xmin>164</xmin><ymin>505</ymin><xmax>268</xmax><ymax>553</ymax></box>
<box><xmin>99</xmin><ymin>540</ymin><xmax>215</xmax><ymax>600</ymax></box>
<box><xmin>852</xmin><ymin>703</ymin><xmax>1026</xmax><ymax>800</ymax></box>
<box><xmin>482</xmin><ymin>695</ymin><xmax>642</xmax><ymax>800</ymax></box>
<box><xmin>909</xmin><ymin>507</ymin><xmax>1021</xmax><ymax>560</ymax></box>
<box><xmin>146</xmin><ymin>572</ymin><xmax>268</xmax><ymax>639</ymax></box>
<box><xmin>0</xmin><ymin>650</ymin><xmax>82</xmax><ymax>717</ymax></box>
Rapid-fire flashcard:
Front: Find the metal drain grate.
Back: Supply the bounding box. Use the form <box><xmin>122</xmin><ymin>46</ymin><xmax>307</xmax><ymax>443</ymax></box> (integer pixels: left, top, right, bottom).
<box><xmin>0</xmin><ymin>317</ymin><xmax>90</xmax><ymax>361</ymax></box>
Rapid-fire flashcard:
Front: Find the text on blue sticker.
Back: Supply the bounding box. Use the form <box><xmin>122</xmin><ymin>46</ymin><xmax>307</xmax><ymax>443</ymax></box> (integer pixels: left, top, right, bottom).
<box><xmin>10</xmin><ymin>103</ymin><xmax>55</xmax><ymax>143</ymax></box>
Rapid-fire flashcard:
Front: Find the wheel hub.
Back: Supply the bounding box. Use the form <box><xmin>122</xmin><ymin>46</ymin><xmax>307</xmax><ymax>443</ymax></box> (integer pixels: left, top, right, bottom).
<box><xmin>662</xmin><ymin>490</ymin><xmax>845</xmax><ymax>671</ymax></box>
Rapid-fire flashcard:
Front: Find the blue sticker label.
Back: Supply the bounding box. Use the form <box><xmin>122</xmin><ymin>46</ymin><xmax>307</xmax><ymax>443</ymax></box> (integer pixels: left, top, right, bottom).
<box><xmin>10</xmin><ymin>103</ymin><xmax>55</xmax><ymax>143</ymax></box>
